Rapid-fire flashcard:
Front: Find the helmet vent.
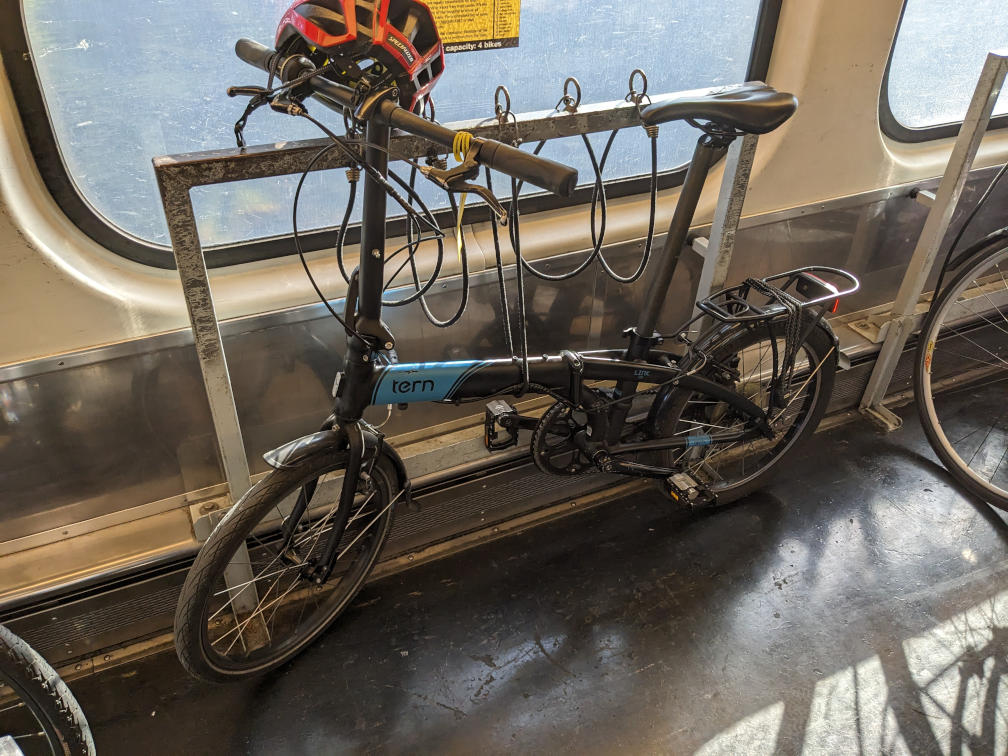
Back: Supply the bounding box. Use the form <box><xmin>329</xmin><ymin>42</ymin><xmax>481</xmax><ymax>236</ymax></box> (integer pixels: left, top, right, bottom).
<box><xmin>296</xmin><ymin>4</ymin><xmax>348</xmax><ymax>38</ymax></box>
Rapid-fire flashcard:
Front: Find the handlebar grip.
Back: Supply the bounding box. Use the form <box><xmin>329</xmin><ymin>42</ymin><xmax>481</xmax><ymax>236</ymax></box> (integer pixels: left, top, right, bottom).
<box><xmin>235</xmin><ymin>38</ymin><xmax>275</xmax><ymax>72</ymax></box>
<box><xmin>474</xmin><ymin>140</ymin><xmax>578</xmax><ymax>198</ymax></box>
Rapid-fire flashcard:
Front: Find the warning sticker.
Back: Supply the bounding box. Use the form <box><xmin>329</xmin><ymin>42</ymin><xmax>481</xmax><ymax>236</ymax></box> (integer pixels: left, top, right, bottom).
<box><xmin>426</xmin><ymin>0</ymin><xmax>521</xmax><ymax>54</ymax></box>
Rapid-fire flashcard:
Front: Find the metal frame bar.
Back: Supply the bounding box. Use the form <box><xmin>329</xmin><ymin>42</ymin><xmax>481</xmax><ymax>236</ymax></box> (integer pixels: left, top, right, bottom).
<box><xmin>153</xmin><ymin>97</ymin><xmax>654</xmax><ymax>190</ymax></box>
<box><xmin>691</xmin><ymin>133</ymin><xmax>760</xmax><ymax>313</ymax></box>
<box><xmin>859</xmin><ymin>49</ymin><xmax>1008</xmax><ymax>431</ymax></box>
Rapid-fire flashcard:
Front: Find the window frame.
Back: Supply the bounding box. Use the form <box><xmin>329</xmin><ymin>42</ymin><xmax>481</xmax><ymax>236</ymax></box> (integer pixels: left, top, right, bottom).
<box><xmin>880</xmin><ymin>0</ymin><xmax>1008</xmax><ymax>144</ymax></box>
<box><xmin>1</xmin><ymin>0</ymin><xmax>782</xmax><ymax>270</ymax></box>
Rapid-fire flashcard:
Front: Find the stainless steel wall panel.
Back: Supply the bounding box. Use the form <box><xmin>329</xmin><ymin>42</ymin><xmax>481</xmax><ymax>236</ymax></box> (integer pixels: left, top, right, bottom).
<box><xmin>594</xmin><ymin>241</ymin><xmax>703</xmax><ymax>345</ymax></box>
<box><xmin>0</xmin><ymin>348</ymin><xmax>222</xmax><ymax>542</ymax></box>
<box><xmin>3</xmin><ymin>172</ymin><xmax>1008</xmax><ymax>545</ymax></box>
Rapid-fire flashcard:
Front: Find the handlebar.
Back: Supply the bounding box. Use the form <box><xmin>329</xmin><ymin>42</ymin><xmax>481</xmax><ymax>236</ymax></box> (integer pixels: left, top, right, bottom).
<box><xmin>234</xmin><ymin>39</ymin><xmax>578</xmax><ymax>198</ymax></box>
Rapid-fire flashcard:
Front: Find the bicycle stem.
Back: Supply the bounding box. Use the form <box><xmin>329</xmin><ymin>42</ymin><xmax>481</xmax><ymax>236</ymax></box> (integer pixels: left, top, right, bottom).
<box><xmin>332</xmin><ymin>118</ymin><xmax>394</xmax><ymax>426</ymax></box>
<box><xmin>357</xmin><ymin>119</ymin><xmax>391</xmax><ymax>338</ymax></box>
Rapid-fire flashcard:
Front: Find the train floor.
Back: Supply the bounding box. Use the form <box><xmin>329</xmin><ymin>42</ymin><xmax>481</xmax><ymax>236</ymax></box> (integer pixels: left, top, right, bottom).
<box><xmin>69</xmin><ymin>394</ymin><xmax>1008</xmax><ymax>754</ymax></box>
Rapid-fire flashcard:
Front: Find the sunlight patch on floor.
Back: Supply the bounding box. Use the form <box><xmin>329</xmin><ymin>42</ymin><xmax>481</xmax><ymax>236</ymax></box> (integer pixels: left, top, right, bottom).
<box><xmin>694</xmin><ymin>588</ymin><xmax>1008</xmax><ymax>754</ymax></box>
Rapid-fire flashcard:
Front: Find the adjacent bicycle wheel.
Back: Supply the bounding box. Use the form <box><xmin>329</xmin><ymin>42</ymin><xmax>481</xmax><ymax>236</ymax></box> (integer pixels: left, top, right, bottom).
<box><xmin>174</xmin><ymin>449</ymin><xmax>399</xmax><ymax>682</ymax></box>
<box><xmin>915</xmin><ymin>242</ymin><xmax>1008</xmax><ymax>509</ymax></box>
<box><xmin>651</xmin><ymin>316</ymin><xmax>836</xmax><ymax>503</ymax></box>
<box><xmin>0</xmin><ymin>624</ymin><xmax>95</xmax><ymax>756</ymax></box>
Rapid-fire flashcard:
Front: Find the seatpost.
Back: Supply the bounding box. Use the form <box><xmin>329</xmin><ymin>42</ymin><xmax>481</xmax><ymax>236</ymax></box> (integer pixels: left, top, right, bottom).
<box><xmin>629</xmin><ymin>134</ymin><xmax>727</xmax><ymax>358</ymax></box>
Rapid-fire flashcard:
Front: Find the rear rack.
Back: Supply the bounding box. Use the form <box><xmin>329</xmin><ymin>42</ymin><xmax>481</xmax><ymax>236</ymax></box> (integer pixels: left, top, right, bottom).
<box><xmin>697</xmin><ymin>266</ymin><xmax>860</xmax><ymax>323</ymax></box>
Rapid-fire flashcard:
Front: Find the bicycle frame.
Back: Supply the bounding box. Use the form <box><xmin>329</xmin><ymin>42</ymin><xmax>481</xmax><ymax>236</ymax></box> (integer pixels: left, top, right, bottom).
<box><xmin>366</xmin><ymin>353</ymin><xmax>772</xmax><ymax>451</ymax></box>
<box><xmin>276</xmin><ymin>102</ymin><xmax>769</xmax><ymax>579</ymax></box>
<box><xmin>174</xmin><ymin>41</ymin><xmax>864</xmax><ymax>680</ymax></box>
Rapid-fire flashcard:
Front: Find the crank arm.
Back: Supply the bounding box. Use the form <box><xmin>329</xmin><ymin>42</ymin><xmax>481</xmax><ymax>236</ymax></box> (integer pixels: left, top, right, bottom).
<box><xmin>592</xmin><ymin>453</ymin><xmax>678</xmax><ymax>480</ymax></box>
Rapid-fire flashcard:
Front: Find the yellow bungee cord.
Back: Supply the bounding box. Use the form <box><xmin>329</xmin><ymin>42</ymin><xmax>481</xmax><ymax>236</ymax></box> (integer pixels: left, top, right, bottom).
<box><xmin>451</xmin><ymin>131</ymin><xmax>474</xmax><ymax>266</ymax></box>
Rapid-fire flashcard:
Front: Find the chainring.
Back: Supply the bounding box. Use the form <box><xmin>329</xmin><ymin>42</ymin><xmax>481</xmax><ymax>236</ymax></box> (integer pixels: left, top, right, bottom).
<box><xmin>531</xmin><ymin>401</ymin><xmax>594</xmax><ymax>475</ymax></box>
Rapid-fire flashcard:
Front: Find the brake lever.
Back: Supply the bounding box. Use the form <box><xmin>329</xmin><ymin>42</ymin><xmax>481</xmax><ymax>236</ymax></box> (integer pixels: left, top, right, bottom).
<box><xmin>227</xmin><ymin>85</ymin><xmax>269</xmax><ymax>98</ymax></box>
<box><xmin>420</xmin><ymin>144</ymin><xmax>508</xmax><ymax>224</ymax></box>
<box><xmin>450</xmin><ymin>181</ymin><xmax>508</xmax><ymax>225</ymax></box>
<box><xmin>230</xmin><ymin>86</ymin><xmax>272</xmax><ymax>148</ymax></box>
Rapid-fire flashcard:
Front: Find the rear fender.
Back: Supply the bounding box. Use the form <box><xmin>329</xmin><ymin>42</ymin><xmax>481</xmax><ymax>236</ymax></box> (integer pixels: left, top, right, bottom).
<box><xmin>645</xmin><ymin>314</ymin><xmax>837</xmax><ymax>432</ymax></box>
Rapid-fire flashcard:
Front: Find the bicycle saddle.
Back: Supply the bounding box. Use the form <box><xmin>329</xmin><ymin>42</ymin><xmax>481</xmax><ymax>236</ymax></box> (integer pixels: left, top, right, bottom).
<box><xmin>640</xmin><ymin>82</ymin><xmax>797</xmax><ymax>134</ymax></box>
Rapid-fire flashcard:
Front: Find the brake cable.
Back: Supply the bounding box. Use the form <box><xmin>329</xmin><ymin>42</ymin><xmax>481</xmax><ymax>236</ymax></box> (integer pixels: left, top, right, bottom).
<box><xmin>397</xmin><ymin>166</ymin><xmax>471</xmax><ymax>327</ymax></box>
<box><xmin>291</xmin><ymin>143</ymin><xmax>364</xmax><ymax>340</ymax></box>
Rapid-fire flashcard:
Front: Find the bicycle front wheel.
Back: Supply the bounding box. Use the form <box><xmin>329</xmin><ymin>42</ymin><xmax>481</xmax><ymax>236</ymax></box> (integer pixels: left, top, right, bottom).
<box><xmin>174</xmin><ymin>450</ymin><xmax>399</xmax><ymax>682</ymax></box>
<box><xmin>915</xmin><ymin>243</ymin><xmax>1008</xmax><ymax>509</ymax></box>
<box><xmin>652</xmin><ymin>315</ymin><xmax>837</xmax><ymax>504</ymax></box>
<box><xmin>0</xmin><ymin>624</ymin><xmax>95</xmax><ymax>756</ymax></box>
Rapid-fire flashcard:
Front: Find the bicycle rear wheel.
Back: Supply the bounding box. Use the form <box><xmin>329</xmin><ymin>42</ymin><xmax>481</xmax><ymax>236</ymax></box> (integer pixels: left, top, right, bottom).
<box><xmin>651</xmin><ymin>315</ymin><xmax>836</xmax><ymax>504</ymax></box>
<box><xmin>174</xmin><ymin>449</ymin><xmax>399</xmax><ymax>682</ymax></box>
<box><xmin>0</xmin><ymin>624</ymin><xmax>94</xmax><ymax>756</ymax></box>
<box><xmin>914</xmin><ymin>242</ymin><xmax>1008</xmax><ymax>509</ymax></box>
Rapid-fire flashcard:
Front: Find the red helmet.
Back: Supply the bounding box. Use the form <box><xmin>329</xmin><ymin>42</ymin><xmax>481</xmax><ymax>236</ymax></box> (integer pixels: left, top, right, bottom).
<box><xmin>275</xmin><ymin>0</ymin><xmax>445</xmax><ymax>112</ymax></box>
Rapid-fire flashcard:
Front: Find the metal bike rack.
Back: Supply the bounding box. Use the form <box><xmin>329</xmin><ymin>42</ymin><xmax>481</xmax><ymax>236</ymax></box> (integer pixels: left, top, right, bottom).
<box><xmin>858</xmin><ymin>50</ymin><xmax>1008</xmax><ymax>431</ymax></box>
<box><xmin>153</xmin><ymin>87</ymin><xmax>762</xmax><ymax>517</ymax></box>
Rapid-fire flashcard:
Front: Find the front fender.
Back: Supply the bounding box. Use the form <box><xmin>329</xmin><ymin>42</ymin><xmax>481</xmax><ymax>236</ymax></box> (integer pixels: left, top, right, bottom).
<box><xmin>263</xmin><ymin>426</ymin><xmax>412</xmax><ymax>505</ymax></box>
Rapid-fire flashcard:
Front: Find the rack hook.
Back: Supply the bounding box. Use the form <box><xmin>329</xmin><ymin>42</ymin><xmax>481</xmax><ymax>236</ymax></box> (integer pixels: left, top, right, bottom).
<box><xmin>494</xmin><ymin>85</ymin><xmax>512</xmax><ymax>125</ymax></box>
<box><xmin>556</xmin><ymin>77</ymin><xmax>582</xmax><ymax>114</ymax></box>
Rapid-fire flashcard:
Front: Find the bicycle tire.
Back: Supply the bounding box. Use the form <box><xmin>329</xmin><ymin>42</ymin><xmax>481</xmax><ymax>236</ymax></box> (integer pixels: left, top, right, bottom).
<box><xmin>914</xmin><ymin>242</ymin><xmax>1008</xmax><ymax>509</ymax></box>
<box><xmin>652</xmin><ymin>315</ymin><xmax>836</xmax><ymax>504</ymax></box>
<box><xmin>174</xmin><ymin>450</ymin><xmax>399</xmax><ymax>683</ymax></box>
<box><xmin>0</xmin><ymin>624</ymin><xmax>95</xmax><ymax>756</ymax></box>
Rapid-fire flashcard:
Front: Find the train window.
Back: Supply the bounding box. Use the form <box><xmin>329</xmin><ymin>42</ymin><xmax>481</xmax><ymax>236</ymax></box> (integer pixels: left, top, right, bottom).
<box><xmin>883</xmin><ymin>0</ymin><xmax>1008</xmax><ymax>141</ymax></box>
<box><xmin>7</xmin><ymin>0</ymin><xmax>776</xmax><ymax>267</ymax></box>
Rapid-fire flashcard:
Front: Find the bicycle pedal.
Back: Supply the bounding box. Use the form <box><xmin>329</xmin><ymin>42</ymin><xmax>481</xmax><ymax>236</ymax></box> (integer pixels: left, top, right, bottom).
<box><xmin>664</xmin><ymin>472</ymin><xmax>717</xmax><ymax>510</ymax></box>
<box><xmin>484</xmin><ymin>399</ymin><xmax>519</xmax><ymax>451</ymax></box>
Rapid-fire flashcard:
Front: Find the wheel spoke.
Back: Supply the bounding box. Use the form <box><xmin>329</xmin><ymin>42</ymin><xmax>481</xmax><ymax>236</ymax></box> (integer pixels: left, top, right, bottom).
<box><xmin>184</xmin><ymin>455</ymin><xmax>398</xmax><ymax>677</ymax></box>
<box><xmin>656</xmin><ymin>325</ymin><xmax>827</xmax><ymax>497</ymax></box>
<box><xmin>918</xmin><ymin>245</ymin><xmax>1008</xmax><ymax>508</ymax></box>
<box><xmin>337</xmin><ymin>489</ymin><xmax>403</xmax><ymax>560</ymax></box>
<box><xmin>771</xmin><ymin>347</ymin><xmax>832</xmax><ymax>423</ymax></box>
